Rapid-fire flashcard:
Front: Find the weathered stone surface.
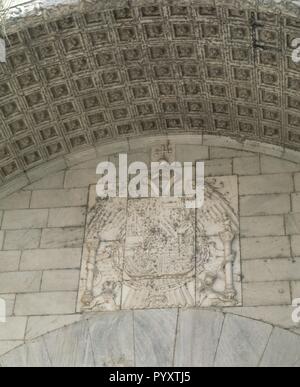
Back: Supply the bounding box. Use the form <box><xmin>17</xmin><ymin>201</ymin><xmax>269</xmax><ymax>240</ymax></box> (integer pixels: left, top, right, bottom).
<box><xmin>291</xmin><ymin>193</ymin><xmax>300</xmax><ymax>213</ymax></box>
<box><xmin>15</xmin><ymin>292</ymin><xmax>77</xmax><ymax>316</ymax></box>
<box><xmin>64</xmin><ymin>169</ymin><xmax>98</xmax><ymax>189</ymax></box>
<box><xmin>243</xmin><ymin>258</ymin><xmax>300</xmax><ymax>282</ymax></box>
<box><xmin>134</xmin><ymin>309</ymin><xmax>177</xmax><ymax>367</ymax></box>
<box><xmin>0</xmin><ymin>251</ymin><xmax>21</xmax><ymax>272</ymax></box>
<box><xmin>26</xmin><ymin>159</ymin><xmax>66</xmax><ymax>184</ymax></box>
<box><xmin>210</xmin><ymin>148</ymin><xmax>255</xmax><ymax>159</ymax></box>
<box><xmin>240</xmin><ymin>195</ymin><xmax>291</xmax><ymax>216</ymax></box>
<box><xmin>214</xmin><ymin>314</ymin><xmax>272</xmax><ymax>367</ymax></box>
<box><xmin>261</xmin><ymin>156</ymin><xmax>300</xmax><ymax>174</ymax></box>
<box><xmin>261</xmin><ymin>328</ymin><xmax>300</xmax><ymax>367</ymax></box>
<box><xmin>291</xmin><ymin>236</ymin><xmax>300</xmax><ymax>256</ymax></box>
<box><xmin>41</xmin><ymin>270</ymin><xmax>80</xmax><ymax>292</ymax></box>
<box><xmin>176</xmin><ymin>145</ymin><xmax>209</xmax><ymax>163</ymax></box>
<box><xmin>174</xmin><ymin>309</ymin><xmax>224</xmax><ymax>367</ymax></box>
<box><xmin>44</xmin><ymin>321</ymin><xmax>94</xmax><ymax>367</ymax></box>
<box><xmin>225</xmin><ymin>305</ymin><xmax>296</xmax><ymax>330</ymax></box>
<box><xmin>243</xmin><ymin>282</ymin><xmax>291</xmax><ymax>306</ymax></box>
<box><xmin>240</xmin><ymin>216</ymin><xmax>285</xmax><ymax>237</ymax></box>
<box><xmin>0</xmin><ymin>341</ymin><xmax>23</xmax><ymax>357</ymax></box>
<box><xmin>285</xmin><ymin>214</ymin><xmax>300</xmax><ymax>235</ymax></box>
<box><xmin>20</xmin><ymin>248</ymin><xmax>82</xmax><ymax>270</ymax></box>
<box><xmin>4</xmin><ymin>229</ymin><xmax>42</xmax><ymax>250</ymax></box>
<box><xmin>291</xmin><ymin>281</ymin><xmax>300</xmax><ymax>300</ymax></box>
<box><xmin>26</xmin><ymin>315</ymin><xmax>82</xmax><ymax>341</ymax></box>
<box><xmin>204</xmin><ymin>159</ymin><xmax>233</xmax><ymax>177</ymax></box>
<box><xmin>0</xmin><ymin>271</ymin><xmax>42</xmax><ymax>294</ymax></box>
<box><xmin>31</xmin><ymin>189</ymin><xmax>88</xmax><ymax>208</ymax></box>
<box><xmin>2</xmin><ymin>209</ymin><xmax>48</xmax><ymax>229</ymax></box>
<box><xmin>1</xmin><ymin>309</ymin><xmax>300</xmax><ymax>367</ymax></box>
<box><xmin>0</xmin><ymin>339</ymin><xmax>51</xmax><ymax>367</ymax></box>
<box><xmin>241</xmin><ymin>236</ymin><xmax>291</xmax><ymax>260</ymax></box>
<box><xmin>88</xmin><ymin>311</ymin><xmax>134</xmax><ymax>367</ymax></box>
<box><xmin>294</xmin><ymin>173</ymin><xmax>300</xmax><ymax>192</ymax></box>
<box><xmin>24</xmin><ymin>172</ymin><xmax>65</xmax><ymax>191</ymax></box>
<box><xmin>0</xmin><ymin>192</ymin><xmax>31</xmax><ymax>210</ymax></box>
<box><xmin>0</xmin><ymin>317</ymin><xmax>27</xmax><ymax>340</ymax></box>
<box><xmin>0</xmin><ymin>231</ymin><xmax>4</xmax><ymax>250</ymax></box>
<box><xmin>239</xmin><ymin>174</ymin><xmax>293</xmax><ymax>195</ymax></box>
<box><xmin>40</xmin><ymin>227</ymin><xmax>84</xmax><ymax>249</ymax></box>
<box><xmin>233</xmin><ymin>157</ymin><xmax>260</xmax><ymax>176</ymax></box>
<box><xmin>47</xmin><ymin>207</ymin><xmax>86</xmax><ymax>228</ymax></box>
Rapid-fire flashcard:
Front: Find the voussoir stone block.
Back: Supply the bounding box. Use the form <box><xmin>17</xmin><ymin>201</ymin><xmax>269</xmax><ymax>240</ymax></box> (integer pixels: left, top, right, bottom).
<box><xmin>224</xmin><ymin>305</ymin><xmax>296</xmax><ymax>330</ymax></box>
<box><xmin>44</xmin><ymin>320</ymin><xmax>94</xmax><ymax>367</ymax></box>
<box><xmin>214</xmin><ymin>314</ymin><xmax>272</xmax><ymax>367</ymax></box>
<box><xmin>88</xmin><ymin>311</ymin><xmax>134</xmax><ymax>367</ymax></box>
<box><xmin>210</xmin><ymin>147</ymin><xmax>255</xmax><ymax>159</ymax></box>
<box><xmin>204</xmin><ymin>158</ymin><xmax>233</xmax><ymax>177</ymax></box>
<box><xmin>261</xmin><ymin>156</ymin><xmax>300</xmax><ymax>174</ymax></box>
<box><xmin>175</xmin><ymin>145</ymin><xmax>209</xmax><ymax>162</ymax></box>
<box><xmin>134</xmin><ymin>309</ymin><xmax>177</xmax><ymax>367</ymax></box>
<box><xmin>25</xmin><ymin>315</ymin><xmax>82</xmax><ymax>341</ymax></box>
<box><xmin>0</xmin><ymin>341</ymin><xmax>23</xmax><ymax>357</ymax></box>
<box><xmin>0</xmin><ymin>339</ymin><xmax>51</xmax><ymax>367</ymax></box>
<box><xmin>24</xmin><ymin>171</ymin><xmax>65</xmax><ymax>191</ymax></box>
<box><xmin>260</xmin><ymin>328</ymin><xmax>300</xmax><ymax>367</ymax></box>
<box><xmin>174</xmin><ymin>309</ymin><xmax>224</xmax><ymax>367</ymax></box>
<box><xmin>64</xmin><ymin>169</ymin><xmax>98</xmax><ymax>189</ymax></box>
<box><xmin>233</xmin><ymin>156</ymin><xmax>260</xmax><ymax>176</ymax></box>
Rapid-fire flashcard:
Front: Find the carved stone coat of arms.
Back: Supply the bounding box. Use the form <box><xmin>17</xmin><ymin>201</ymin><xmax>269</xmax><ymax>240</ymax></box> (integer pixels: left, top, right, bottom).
<box><xmin>77</xmin><ymin>176</ymin><xmax>241</xmax><ymax>312</ymax></box>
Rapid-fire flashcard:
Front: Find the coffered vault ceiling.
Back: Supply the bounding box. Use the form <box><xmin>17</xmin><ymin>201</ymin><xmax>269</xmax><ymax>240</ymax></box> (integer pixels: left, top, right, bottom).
<box><xmin>0</xmin><ymin>0</ymin><xmax>300</xmax><ymax>184</ymax></box>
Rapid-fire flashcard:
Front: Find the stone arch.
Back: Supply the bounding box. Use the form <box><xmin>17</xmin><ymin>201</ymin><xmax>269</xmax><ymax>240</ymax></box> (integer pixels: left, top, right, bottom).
<box><xmin>0</xmin><ymin>310</ymin><xmax>300</xmax><ymax>367</ymax></box>
<box><xmin>1</xmin><ymin>0</ymin><xmax>300</xmax><ymax>194</ymax></box>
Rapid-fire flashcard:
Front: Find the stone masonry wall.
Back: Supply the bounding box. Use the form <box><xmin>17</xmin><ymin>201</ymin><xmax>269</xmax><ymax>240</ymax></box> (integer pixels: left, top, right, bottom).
<box><xmin>0</xmin><ymin>138</ymin><xmax>300</xmax><ymax>356</ymax></box>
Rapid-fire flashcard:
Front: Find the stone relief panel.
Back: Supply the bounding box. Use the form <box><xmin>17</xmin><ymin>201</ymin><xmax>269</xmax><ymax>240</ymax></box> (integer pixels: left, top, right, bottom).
<box><xmin>78</xmin><ymin>176</ymin><xmax>241</xmax><ymax>312</ymax></box>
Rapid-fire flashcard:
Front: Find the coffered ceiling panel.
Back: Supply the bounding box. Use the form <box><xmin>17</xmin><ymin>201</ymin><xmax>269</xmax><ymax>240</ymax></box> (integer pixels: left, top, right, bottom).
<box><xmin>0</xmin><ymin>0</ymin><xmax>300</xmax><ymax>184</ymax></box>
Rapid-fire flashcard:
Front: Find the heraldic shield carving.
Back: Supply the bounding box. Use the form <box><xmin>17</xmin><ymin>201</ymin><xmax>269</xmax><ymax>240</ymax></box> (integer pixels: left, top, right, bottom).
<box><xmin>78</xmin><ymin>176</ymin><xmax>242</xmax><ymax>312</ymax></box>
